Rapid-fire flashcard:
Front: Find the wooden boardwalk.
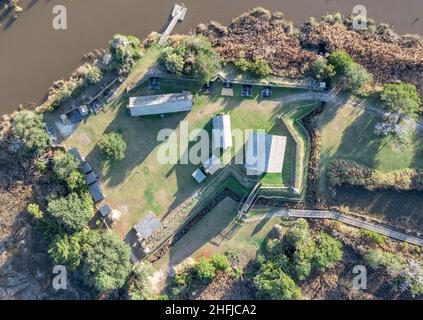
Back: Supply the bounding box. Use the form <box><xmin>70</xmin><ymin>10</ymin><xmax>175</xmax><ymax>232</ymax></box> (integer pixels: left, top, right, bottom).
<box><xmin>287</xmin><ymin>210</ymin><xmax>423</xmax><ymax>247</ymax></box>
<box><xmin>158</xmin><ymin>4</ymin><xmax>187</xmax><ymax>45</ymax></box>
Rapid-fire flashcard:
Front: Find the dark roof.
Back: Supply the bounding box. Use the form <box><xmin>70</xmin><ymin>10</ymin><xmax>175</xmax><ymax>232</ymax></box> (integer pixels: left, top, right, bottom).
<box><xmin>98</xmin><ymin>204</ymin><xmax>112</xmax><ymax>218</ymax></box>
<box><xmin>86</xmin><ymin>171</ymin><xmax>97</xmax><ymax>186</ymax></box>
<box><xmin>81</xmin><ymin>162</ymin><xmax>93</xmax><ymax>174</ymax></box>
<box><xmin>68</xmin><ymin>147</ymin><xmax>84</xmax><ymax>163</ymax></box>
<box><xmin>89</xmin><ymin>182</ymin><xmax>105</xmax><ymax>203</ymax></box>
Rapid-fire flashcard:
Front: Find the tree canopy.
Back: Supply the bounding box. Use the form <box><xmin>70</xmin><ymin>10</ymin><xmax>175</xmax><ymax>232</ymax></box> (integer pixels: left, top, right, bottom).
<box><xmin>380</xmin><ymin>83</ymin><xmax>421</xmax><ymax>119</ymax></box>
<box><xmin>53</xmin><ymin>151</ymin><xmax>85</xmax><ymax>192</ymax></box>
<box><xmin>99</xmin><ymin>132</ymin><xmax>127</xmax><ymax>161</ymax></box>
<box><xmin>12</xmin><ymin>110</ymin><xmax>52</xmax><ymax>154</ymax></box>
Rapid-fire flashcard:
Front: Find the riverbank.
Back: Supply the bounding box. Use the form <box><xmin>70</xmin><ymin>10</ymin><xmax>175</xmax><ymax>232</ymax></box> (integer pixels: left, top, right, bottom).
<box><xmin>1</xmin><ymin>0</ymin><xmax>422</xmax><ymax>115</ymax></box>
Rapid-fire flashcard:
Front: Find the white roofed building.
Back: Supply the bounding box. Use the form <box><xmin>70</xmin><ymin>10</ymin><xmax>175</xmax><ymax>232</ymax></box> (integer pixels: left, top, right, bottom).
<box><xmin>128</xmin><ymin>92</ymin><xmax>193</xmax><ymax>117</ymax></box>
<box><xmin>212</xmin><ymin>114</ymin><xmax>233</xmax><ymax>149</ymax></box>
<box><xmin>245</xmin><ymin>132</ymin><xmax>287</xmax><ymax>175</ymax></box>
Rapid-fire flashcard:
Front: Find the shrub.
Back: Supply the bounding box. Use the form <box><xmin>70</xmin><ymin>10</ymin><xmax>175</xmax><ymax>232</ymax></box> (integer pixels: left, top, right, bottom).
<box><xmin>48</xmin><ymin>232</ymin><xmax>86</xmax><ymax>271</ymax></box>
<box><xmin>254</xmin><ymin>260</ymin><xmax>302</xmax><ymax>300</ymax></box>
<box><xmin>128</xmin><ymin>262</ymin><xmax>155</xmax><ymax>300</ymax></box>
<box><xmin>360</xmin><ymin>229</ymin><xmax>386</xmax><ymax>244</ymax></box>
<box><xmin>380</xmin><ymin>83</ymin><xmax>421</xmax><ymax>119</ymax></box>
<box><xmin>309</xmin><ymin>57</ymin><xmax>336</xmax><ymax>81</ymax></box>
<box><xmin>194</xmin><ymin>257</ymin><xmax>216</xmax><ymax>282</ymax></box>
<box><xmin>251</xmin><ymin>59</ymin><xmax>272</xmax><ymax>78</ymax></box>
<box><xmin>343</xmin><ymin>62</ymin><xmax>372</xmax><ymax>93</ymax></box>
<box><xmin>12</xmin><ymin>110</ymin><xmax>52</xmax><ymax>154</ymax></box>
<box><xmin>234</xmin><ymin>58</ymin><xmax>251</xmax><ymax>73</ymax></box>
<box><xmin>314</xmin><ymin>232</ymin><xmax>343</xmax><ymax>271</ymax></box>
<box><xmin>86</xmin><ymin>66</ymin><xmax>102</xmax><ymax>84</ymax></box>
<box><xmin>210</xmin><ymin>254</ymin><xmax>230</xmax><ymax>272</ymax></box>
<box><xmin>170</xmin><ymin>271</ymin><xmax>193</xmax><ymax>297</ymax></box>
<box><xmin>99</xmin><ymin>132</ymin><xmax>127</xmax><ymax>161</ymax></box>
<box><xmin>27</xmin><ymin>203</ymin><xmax>43</xmax><ymax>219</ymax></box>
<box><xmin>53</xmin><ymin>152</ymin><xmax>85</xmax><ymax>192</ymax></box>
<box><xmin>364</xmin><ymin>248</ymin><xmax>405</xmax><ymax>276</ymax></box>
<box><xmin>47</xmin><ymin>192</ymin><xmax>94</xmax><ymax>233</ymax></box>
<box><xmin>109</xmin><ymin>34</ymin><xmax>141</xmax><ymax>73</ymax></box>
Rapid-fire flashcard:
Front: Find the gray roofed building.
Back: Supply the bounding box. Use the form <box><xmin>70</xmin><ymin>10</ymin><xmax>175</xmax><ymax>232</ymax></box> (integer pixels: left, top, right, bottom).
<box><xmin>203</xmin><ymin>155</ymin><xmax>221</xmax><ymax>175</ymax></box>
<box><xmin>245</xmin><ymin>132</ymin><xmax>287</xmax><ymax>175</ymax></box>
<box><xmin>98</xmin><ymin>204</ymin><xmax>112</xmax><ymax>218</ymax></box>
<box><xmin>81</xmin><ymin>161</ymin><xmax>93</xmax><ymax>174</ymax></box>
<box><xmin>128</xmin><ymin>92</ymin><xmax>193</xmax><ymax>117</ymax></box>
<box><xmin>192</xmin><ymin>168</ymin><xmax>207</xmax><ymax>183</ymax></box>
<box><xmin>86</xmin><ymin>171</ymin><xmax>97</xmax><ymax>186</ymax></box>
<box><xmin>89</xmin><ymin>182</ymin><xmax>105</xmax><ymax>204</ymax></box>
<box><xmin>133</xmin><ymin>214</ymin><xmax>162</xmax><ymax>240</ymax></box>
<box><xmin>68</xmin><ymin>147</ymin><xmax>84</xmax><ymax>163</ymax></box>
<box><xmin>212</xmin><ymin>114</ymin><xmax>233</xmax><ymax>149</ymax></box>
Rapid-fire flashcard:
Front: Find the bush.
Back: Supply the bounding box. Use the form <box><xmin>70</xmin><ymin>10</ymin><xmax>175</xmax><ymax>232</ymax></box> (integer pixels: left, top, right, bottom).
<box><xmin>254</xmin><ymin>260</ymin><xmax>302</xmax><ymax>300</ymax></box>
<box><xmin>380</xmin><ymin>83</ymin><xmax>421</xmax><ymax>119</ymax></box>
<box><xmin>314</xmin><ymin>232</ymin><xmax>343</xmax><ymax>271</ymax></box>
<box><xmin>27</xmin><ymin>203</ymin><xmax>43</xmax><ymax>219</ymax></box>
<box><xmin>360</xmin><ymin>229</ymin><xmax>386</xmax><ymax>244</ymax></box>
<box><xmin>193</xmin><ymin>257</ymin><xmax>216</xmax><ymax>282</ymax></box>
<box><xmin>99</xmin><ymin>132</ymin><xmax>127</xmax><ymax>161</ymax></box>
<box><xmin>128</xmin><ymin>262</ymin><xmax>155</xmax><ymax>300</ymax></box>
<box><xmin>234</xmin><ymin>58</ymin><xmax>251</xmax><ymax>72</ymax></box>
<box><xmin>53</xmin><ymin>152</ymin><xmax>85</xmax><ymax>192</ymax></box>
<box><xmin>86</xmin><ymin>66</ymin><xmax>102</xmax><ymax>84</ymax></box>
<box><xmin>251</xmin><ymin>59</ymin><xmax>272</xmax><ymax>78</ymax></box>
<box><xmin>343</xmin><ymin>62</ymin><xmax>372</xmax><ymax>93</ymax></box>
<box><xmin>12</xmin><ymin>110</ymin><xmax>52</xmax><ymax>154</ymax></box>
<box><xmin>47</xmin><ymin>193</ymin><xmax>94</xmax><ymax>233</ymax></box>
<box><xmin>210</xmin><ymin>254</ymin><xmax>230</xmax><ymax>272</ymax></box>
<box><xmin>309</xmin><ymin>57</ymin><xmax>336</xmax><ymax>81</ymax></box>
<box><xmin>170</xmin><ymin>271</ymin><xmax>193</xmax><ymax>297</ymax></box>
<box><xmin>109</xmin><ymin>34</ymin><xmax>141</xmax><ymax>73</ymax></box>
<box><xmin>364</xmin><ymin>248</ymin><xmax>405</xmax><ymax>275</ymax></box>
<box><xmin>48</xmin><ymin>232</ymin><xmax>86</xmax><ymax>271</ymax></box>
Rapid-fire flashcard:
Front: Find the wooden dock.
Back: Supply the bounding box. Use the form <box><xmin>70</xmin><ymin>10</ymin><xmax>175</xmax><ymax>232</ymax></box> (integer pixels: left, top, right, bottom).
<box><xmin>158</xmin><ymin>3</ymin><xmax>187</xmax><ymax>45</ymax></box>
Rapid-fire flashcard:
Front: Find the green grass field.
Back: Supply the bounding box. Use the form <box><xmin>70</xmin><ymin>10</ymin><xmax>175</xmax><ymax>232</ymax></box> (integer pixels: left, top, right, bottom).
<box><xmin>317</xmin><ymin>102</ymin><xmax>423</xmax><ymax>192</ymax></box>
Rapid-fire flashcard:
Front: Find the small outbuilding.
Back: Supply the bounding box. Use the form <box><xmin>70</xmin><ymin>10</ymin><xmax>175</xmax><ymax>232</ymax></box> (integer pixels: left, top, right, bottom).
<box><xmin>133</xmin><ymin>214</ymin><xmax>162</xmax><ymax>240</ymax></box>
<box><xmin>89</xmin><ymin>182</ymin><xmax>106</xmax><ymax>204</ymax></box>
<box><xmin>192</xmin><ymin>168</ymin><xmax>207</xmax><ymax>183</ymax></box>
<box><xmin>81</xmin><ymin>161</ymin><xmax>93</xmax><ymax>174</ymax></box>
<box><xmin>128</xmin><ymin>92</ymin><xmax>193</xmax><ymax>117</ymax></box>
<box><xmin>85</xmin><ymin>171</ymin><xmax>97</xmax><ymax>186</ymax></box>
<box><xmin>98</xmin><ymin>204</ymin><xmax>112</xmax><ymax>218</ymax></box>
<box><xmin>203</xmin><ymin>155</ymin><xmax>221</xmax><ymax>175</ymax></box>
<box><xmin>245</xmin><ymin>132</ymin><xmax>287</xmax><ymax>174</ymax></box>
<box><xmin>212</xmin><ymin>114</ymin><xmax>233</xmax><ymax>150</ymax></box>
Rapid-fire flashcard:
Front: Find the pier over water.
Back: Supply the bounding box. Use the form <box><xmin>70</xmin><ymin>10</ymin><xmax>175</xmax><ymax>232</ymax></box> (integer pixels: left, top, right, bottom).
<box><xmin>158</xmin><ymin>4</ymin><xmax>188</xmax><ymax>45</ymax></box>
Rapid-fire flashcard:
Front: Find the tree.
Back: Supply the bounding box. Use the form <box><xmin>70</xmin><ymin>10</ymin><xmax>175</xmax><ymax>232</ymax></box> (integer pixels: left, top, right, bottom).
<box><xmin>86</xmin><ymin>66</ymin><xmax>102</xmax><ymax>85</ymax></box>
<box><xmin>327</xmin><ymin>51</ymin><xmax>354</xmax><ymax>75</ymax></box>
<box><xmin>164</xmin><ymin>52</ymin><xmax>185</xmax><ymax>75</ymax></box>
<box><xmin>47</xmin><ymin>193</ymin><xmax>94</xmax><ymax>233</ymax></box>
<box><xmin>109</xmin><ymin>34</ymin><xmax>141</xmax><ymax>73</ymax></box>
<box><xmin>12</xmin><ymin>110</ymin><xmax>52</xmax><ymax>154</ymax></box>
<box><xmin>128</xmin><ymin>262</ymin><xmax>155</xmax><ymax>300</ymax></box>
<box><xmin>81</xmin><ymin>230</ymin><xmax>131</xmax><ymax>292</ymax></box>
<box><xmin>251</xmin><ymin>59</ymin><xmax>272</xmax><ymax>78</ymax></box>
<box><xmin>99</xmin><ymin>132</ymin><xmax>127</xmax><ymax>161</ymax></box>
<box><xmin>48</xmin><ymin>232</ymin><xmax>87</xmax><ymax>271</ymax></box>
<box><xmin>254</xmin><ymin>260</ymin><xmax>302</xmax><ymax>300</ymax></box>
<box><xmin>193</xmin><ymin>51</ymin><xmax>221</xmax><ymax>83</ymax></box>
<box><xmin>343</xmin><ymin>62</ymin><xmax>372</xmax><ymax>93</ymax></box>
<box><xmin>210</xmin><ymin>254</ymin><xmax>230</xmax><ymax>272</ymax></box>
<box><xmin>380</xmin><ymin>83</ymin><xmax>421</xmax><ymax>119</ymax></box>
<box><xmin>53</xmin><ymin>151</ymin><xmax>85</xmax><ymax>192</ymax></box>
<box><xmin>309</xmin><ymin>57</ymin><xmax>336</xmax><ymax>82</ymax></box>
<box><xmin>193</xmin><ymin>257</ymin><xmax>216</xmax><ymax>282</ymax></box>
<box><xmin>234</xmin><ymin>58</ymin><xmax>251</xmax><ymax>73</ymax></box>
<box><xmin>314</xmin><ymin>232</ymin><xmax>343</xmax><ymax>271</ymax></box>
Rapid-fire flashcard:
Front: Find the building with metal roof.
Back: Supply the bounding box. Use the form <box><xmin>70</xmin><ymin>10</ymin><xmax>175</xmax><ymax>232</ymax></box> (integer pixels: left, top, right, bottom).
<box><xmin>89</xmin><ymin>182</ymin><xmax>105</xmax><ymax>204</ymax></box>
<box><xmin>85</xmin><ymin>171</ymin><xmax>97</xmax><ymax>186</ymax></box>
<box><xmin>192</xmin><ymin>168</ymin><xmax>207</xmax><ymax>183</ymax></box>
<box><xmin>202</xmin><ymin>155</ymin><xmax>221</xmax><ymax>175</ymax></box>
<box><xmin>128</xmin><ymin>92</ymin><xmax>193</xmax><ymax>117</ymax></box>
<box><xmin>98</xmin><ymin>204</ymin><xmax>112</xmax><ymax>218</ymax></box>
<box><xmin>212</xmin><ymin>114</ymin><xmax>233</xmax><ymax>150</ymax></box>
<box><xmin>245</xmin><ymin>132</ymin><xmax>287</xmax><ymax>175</ymax></box>
<box><xmin>133</xmin><ymin>214</ymin><xmax>162</xmax><ymax>240</ymax></box>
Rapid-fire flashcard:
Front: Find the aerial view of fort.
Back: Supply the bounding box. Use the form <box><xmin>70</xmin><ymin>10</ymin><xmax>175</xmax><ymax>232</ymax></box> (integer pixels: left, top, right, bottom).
<box><xmin>0</xmin><ymin>0</ymin><xmax>422</xmax><ymax>303</ymax></box>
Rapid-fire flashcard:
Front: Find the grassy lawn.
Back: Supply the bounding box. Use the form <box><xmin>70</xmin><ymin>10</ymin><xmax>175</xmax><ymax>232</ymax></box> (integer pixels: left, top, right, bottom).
<box><xmin>317</xmin><ymin>102</ymin><xmax>423</xmax><ymax>192</ymax></box>
<box><xmin>154</xmin><ymin>197</ymin><xmax>285</xmax><ymax>272</ymax></box>
<box><xmin>63</xmin><ymin>50</ymin><xmax>316</xmax><ymax>236</ymax></box>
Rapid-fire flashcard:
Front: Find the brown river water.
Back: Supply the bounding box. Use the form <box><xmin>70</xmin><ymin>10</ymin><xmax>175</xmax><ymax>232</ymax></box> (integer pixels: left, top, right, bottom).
<box><xmin>0</xmin><ymin>0</ymin><xmax>422</xmax><ymax>115</ymax></box>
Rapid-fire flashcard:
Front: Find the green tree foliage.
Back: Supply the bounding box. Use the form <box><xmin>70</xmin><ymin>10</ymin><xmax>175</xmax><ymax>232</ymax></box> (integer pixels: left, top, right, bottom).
<box><xmin>47</xmin><ymin>193</ymin><xmax>94</xmax><ymax>233</ymax></box>
<box><xmin>48</xmin><ymin>232</ymin><xmax>87</xmax><ymax>271</ymax></box>
<box><xmin>194</xmin><ymin>257</ymin><xmax>216</xmax><ymax>282</ymax></box>
<box><xmin>364</xmin><ymin>248</ymin><xmax>405</xmax><ymax>275</ymax></box>
<box><xmin>360</xmin><ymin>229</ymin><xmax>386</xmax><ymax>244</ymax></box>
<box><xmin>314</xmin><ymin>232</ymin><xmax>343</xmax><ymax>271</ymax></box>
<box><xmin>109</xmin><ymin>34</ymin><xmax>141</xmax><ymax>73</ymax></box>
<box><xmin>128</xmin><ymin>262</ymin><xmax>155</xmax><ymax>300</ymax></box>
<box><xmin>27</xmin><ymin>203</ymin><xmax>43</xmax><ymax>219</ymax></box>
<box><xmin>234</xmin><ymin>58</ymin><xmax>251</xmax><ymax>72</ymax></box>
<box><xmin>160</xmin><ymin>47</ymin><xmax>185</xmax><ymax>75</ymax></box>
<box><xmin>309</xmin><ymin>57</ymin><xmax>336</xmax><ymax>82</ymax></box>
<box><xmin>53</xmin><ymin>151</ymin><xmax>85</xmax><ymax>192</ymax></box>
<box><xmin>81</xmin><ymin>230</ymin><xmax>131</xmax><ymax>292</ymax></box>
<box><xmin>251</xmin><ymin>59</ymin><xmax>272</xmax><ymax>78</ymax></box>
<box><xmin>327</xmin><ymin>51</ymin><xmax>354</xmax><ymax>75</ymax></box>
<box><xmin>99</xmin><ymin>132</ymin><xmax>127</xmax><ymax>161</ymax></box>
<box><xmin>12</xmin><ymin>110</ymin><xmax>52</xmax><ymax>154</ymax></box>
<box><xmin>210</xmin><ymin>254</ymin><xmax>230</xmax><ymax>272</ymax></box>
<box><xmin>380</xmin><ymin>83</ymin><xmax>421</xmax><ymax>119</ymax></box>
<box><xmin>193</xmin><ymin>51</ymin><xmax>221</xmax><ymax>83</ymax></box>
<box><xmin>343</xmin><ymin>62</ymin><xmax>372</xmax><ymax>93</ymax></box>
<box><xmin>86</xmin><ymin>66</ymin><xmax>102</xmax><ymax>85</ymax></box>
<box><xmin>254</xmin><ymin>260</ymin><xmax>302</xmax><ymax>300</ymax></box>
